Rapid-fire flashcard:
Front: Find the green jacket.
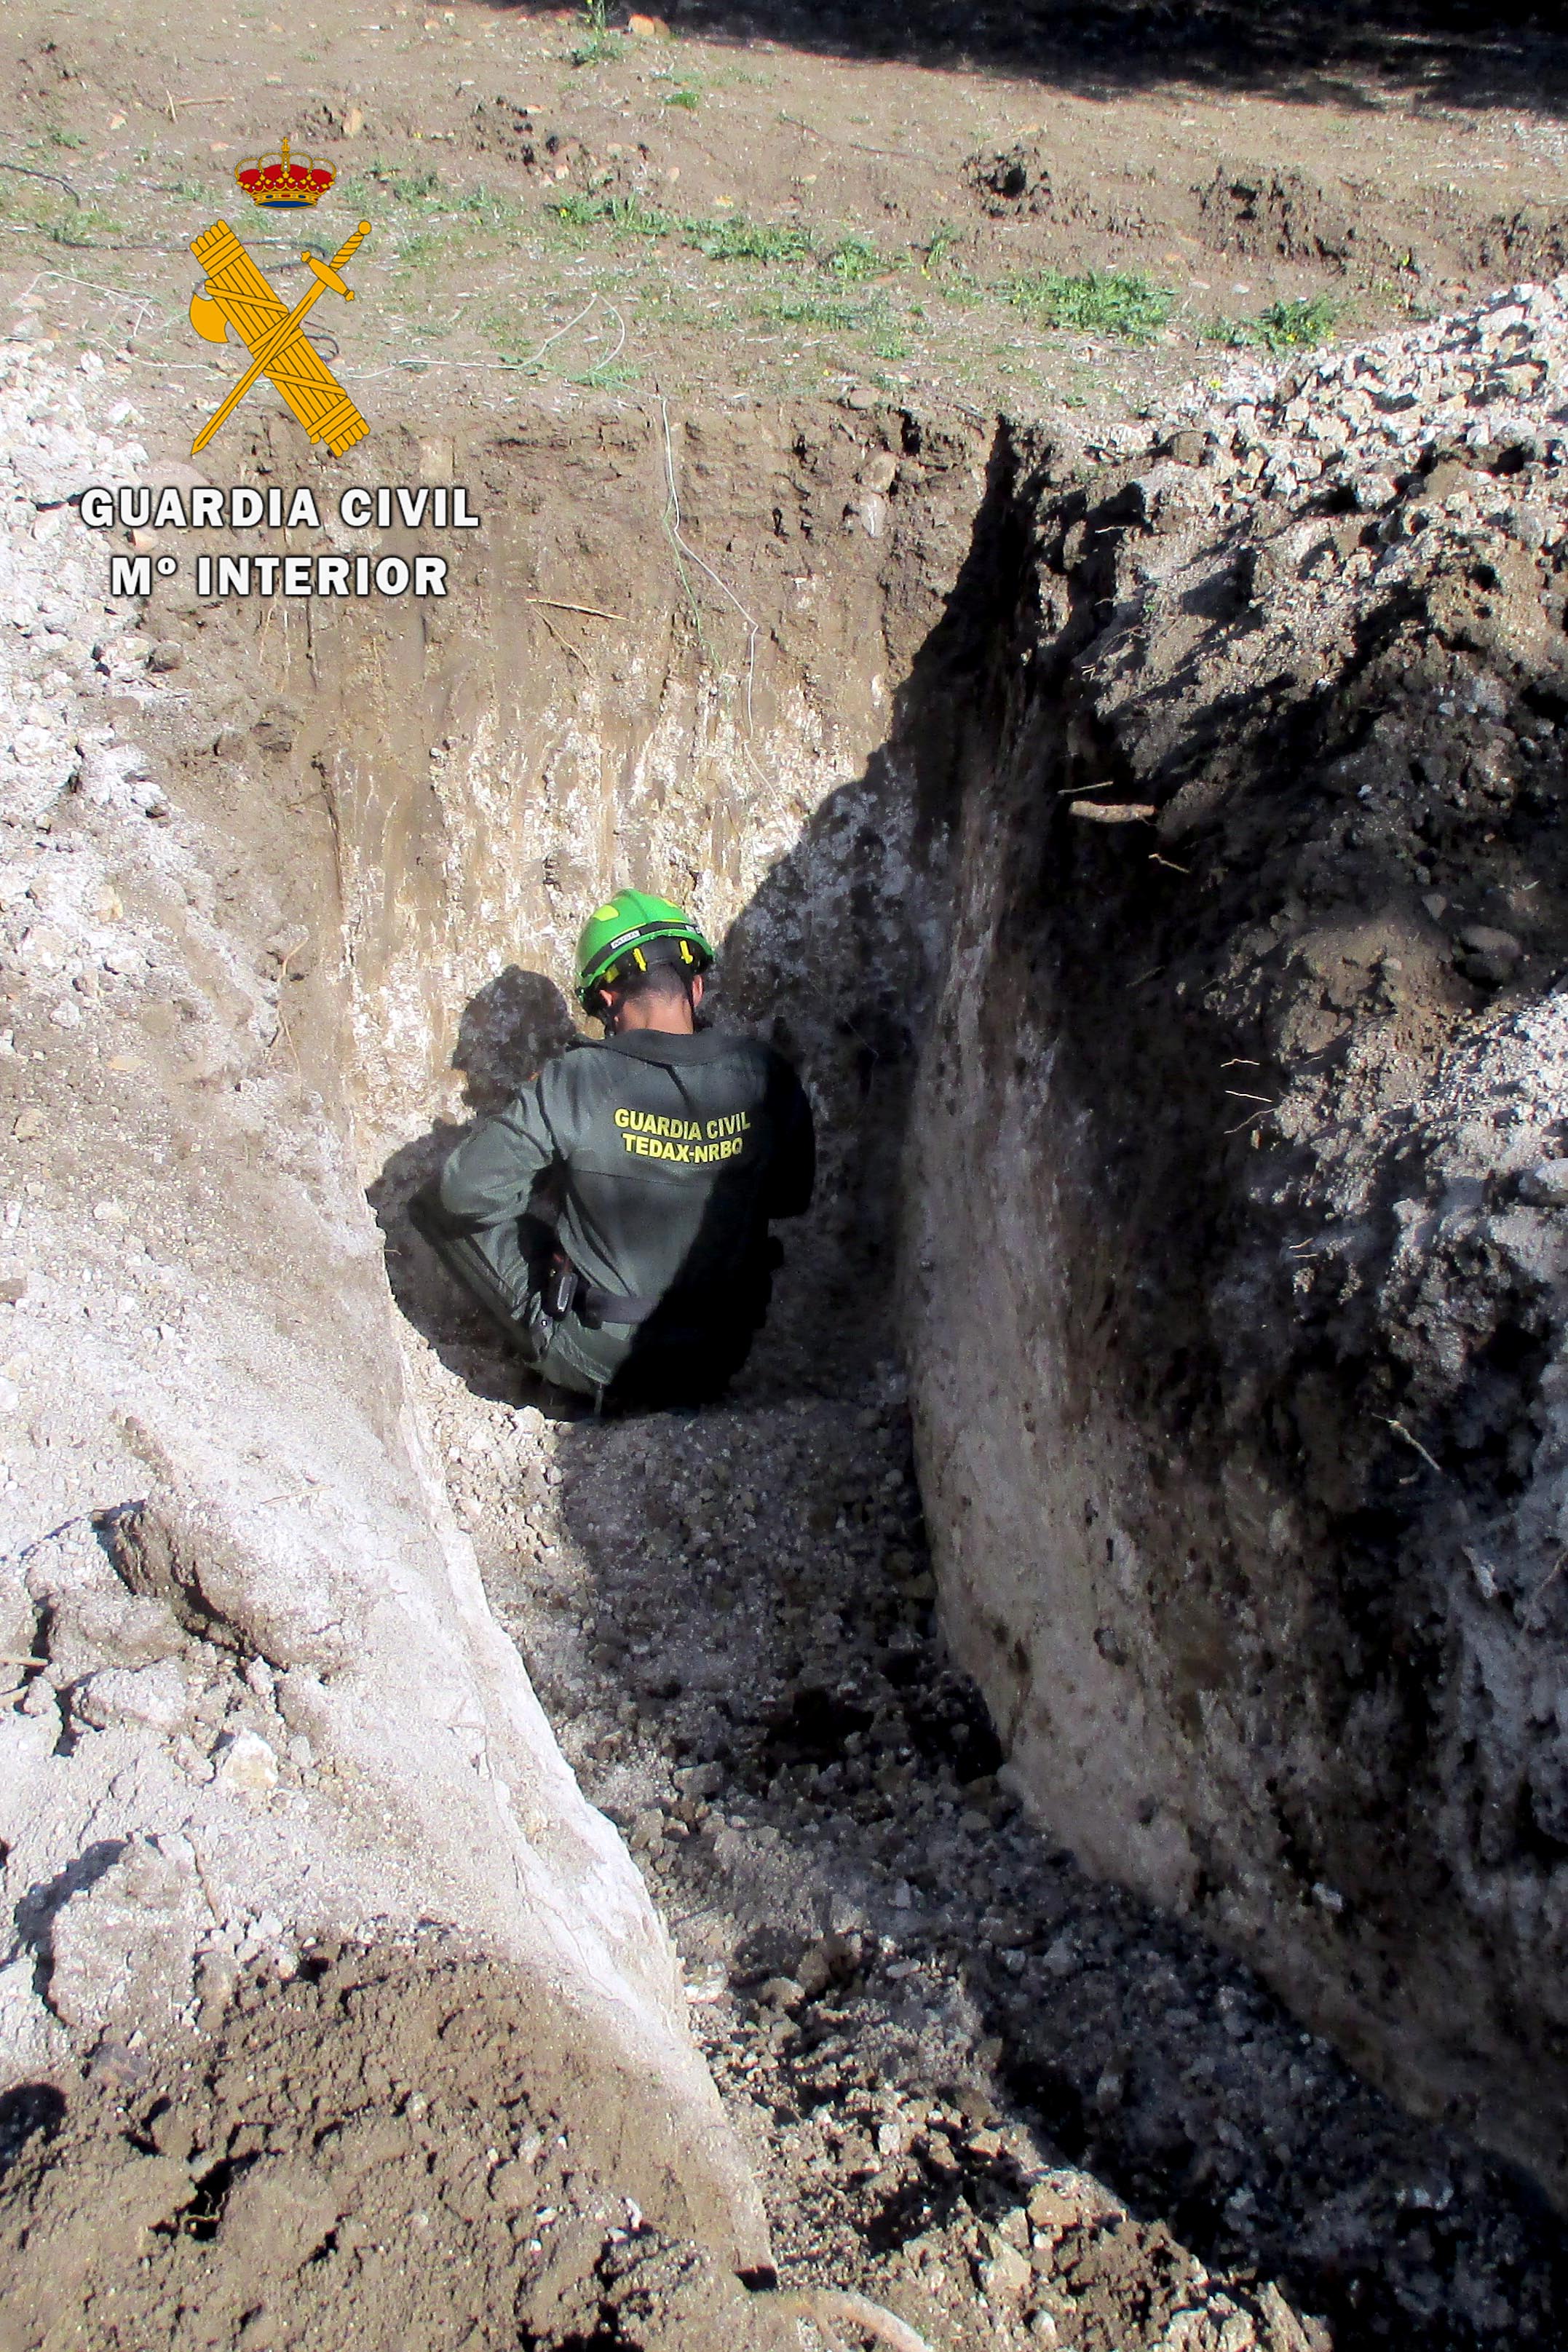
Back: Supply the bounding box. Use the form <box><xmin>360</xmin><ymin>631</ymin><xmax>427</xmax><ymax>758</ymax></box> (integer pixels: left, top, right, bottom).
<box><xmin>436</xmin><ymin>1027</ymin><xmax>814</xmax><ymax>1393</ymax></box>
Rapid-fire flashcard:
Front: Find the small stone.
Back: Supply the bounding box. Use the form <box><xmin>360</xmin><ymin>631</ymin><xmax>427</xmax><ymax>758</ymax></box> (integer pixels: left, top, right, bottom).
<box><xmin>195</xmin><ymin>1947</ymin><xmax>238</xmax><ymax>2008</ymax></box>
<box><xmin>488</xmin><ymin>2158</ymin><xmax>535</xmax><ymax>2209</ymax></box>
<box><xmin>796</xmin><ymin>1943</ymin><xmax>835</xmax><ymax>1998</ymax></box>
<box><xmin>981</xmin><ymin>2241</ymin><xmax>1032</xmax><ymax>2305</ymax></box>
<box><xmin>758</xmin><ymin>1976</ymin><xmax>806</xmax><ymax>2011</ymax></box>
<box><xmin>11</xmin><ymin>1109</ymin><xmax>44</xmax><ymax>1141</ymax></box>
<box><xmin>1457</xmin><ymin>924</ymin><xmax>1522</xmax><ymax>961</ymax></box>
<box><xmin>74</xmin><ymin>1661</ymin><xmax>191</xmax><ymax>1731</ymax></box>
<box><xmin>1457</xmin><ymin>925</ymin><xmax>1523</xmax><ymax>987</ymax></box>
<box><xmin>214</xmin><ymin>1728</ymin><xmax>280</xmax><ymax>1793</ymax></box>
<box><xmin>1520</xmin><ymin>1160</ymin><xmax>1568</xmax><ymax>1206</ymax></box>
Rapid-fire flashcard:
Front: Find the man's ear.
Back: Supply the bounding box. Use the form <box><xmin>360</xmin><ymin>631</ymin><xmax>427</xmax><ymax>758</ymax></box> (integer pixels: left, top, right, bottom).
<box><xmin>690</xmin><ymin>973</ymin><xmax>705</xmax><ymax>1009</ymax></box>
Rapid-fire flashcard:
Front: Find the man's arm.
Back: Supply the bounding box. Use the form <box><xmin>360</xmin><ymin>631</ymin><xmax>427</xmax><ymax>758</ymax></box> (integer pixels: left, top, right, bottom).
<box><xmin>437</xmin><ymin>1074</ymin><xmax>561</xmax><ymax>1231</ymax></box>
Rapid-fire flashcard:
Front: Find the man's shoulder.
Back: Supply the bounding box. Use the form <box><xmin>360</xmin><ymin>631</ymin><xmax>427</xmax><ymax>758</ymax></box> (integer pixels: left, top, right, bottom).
<box><xmin>529</xmin><ymin>1036</ymin><xmax>604</xmax><ymax>1103</ymax></box>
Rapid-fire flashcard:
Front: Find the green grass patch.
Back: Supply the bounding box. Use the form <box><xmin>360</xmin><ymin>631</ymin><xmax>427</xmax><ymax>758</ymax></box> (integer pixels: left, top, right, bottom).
<box><xmin>661</xmin><ymin>84</ymin><xmax>700</xmax><ymax>109</ymax></box>
<box><xmin>368</xmin><ymin>164</ymin><xmax>443</xmax><ymax>205</ymax></box>
<box><xmin>551</xmin><ymin>190</ymin><xmax>673</xmax><ymax>237</ymax></box>
<box><xmin>545</xmin><ymin>197</ymin><xmax>893</xmax><ymax>285</ymax></box>
<box><xmin>933</xmin><ymin>268</ymin><xmax>987</xmax><ymax>311</ymax></box>
<box><xmin>821</xmin><ymin>233</ymin><xmax>882</xmax><ymax>283</ymax></box>
<box><xmin>44</xmin><ymin>126</ymin><xmax>87</xmax><ymax>150</ymax></box>
<box><xmin>919</xmin><ymin>221</ymin><xmax>962</xmax><ymax>275</ymax></box>
<box><xmin>569</xmin><ymin>358</ymin><xmax>641</xmax><ymax>388</ymax></box>
<box><xmin>1005</xmin><ymin>267</ymin><xmax>1175</xmax><ymax>341</ymax></box>
<box><xmin>755</xmin><ymin>289</ymin><xmax>867</xmax><ymax>330</ymax></box>
<box><xmin>46</xmin><ymin>205</ymin><xmax>125</xmax><ymax>248</ymax></box>
<box><xmin>866</xmin><ymin>315</ymin><xmax>908</xmax><ymax>362</ymax></box>
<box><xmin>1208</xmin><ymin>295</ymin><xmax>1341</xmax><ymax>356</ymax></box>
<box><xmin>569</xmin><ymin>0</ymin><xmax>622</xmax><ymax>68</ymax></box>
<box><xmin>680</xmin><ymin>213</ymin><xmax>814</xmax><ymax>264</ymax></box>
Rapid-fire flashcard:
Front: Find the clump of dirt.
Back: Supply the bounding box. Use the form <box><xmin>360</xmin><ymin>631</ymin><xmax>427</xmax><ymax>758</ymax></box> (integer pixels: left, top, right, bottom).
<box><xmin>0</xmin><ymin>1939</ymin><xmax>781</xmax><ymax>2352</ymax></box>
<box><xmin>1195</xmin><ymin>167</ymin><xmax>1369</xmax><ymax>272</ymax></box>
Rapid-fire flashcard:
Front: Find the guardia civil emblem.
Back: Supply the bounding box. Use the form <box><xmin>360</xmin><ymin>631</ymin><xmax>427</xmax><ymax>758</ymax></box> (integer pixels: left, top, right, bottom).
<box><xmin>187</xmin><ymin>138</ymin><xmax>373</xmax><ymax>457</ymax></box>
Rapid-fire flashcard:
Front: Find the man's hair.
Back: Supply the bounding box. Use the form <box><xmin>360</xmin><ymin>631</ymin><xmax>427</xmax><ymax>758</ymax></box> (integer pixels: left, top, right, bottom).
<box><xmin>611</xmin><ymin>962</ymin><xmax>692</xmax><ymax>1008</ymax></box>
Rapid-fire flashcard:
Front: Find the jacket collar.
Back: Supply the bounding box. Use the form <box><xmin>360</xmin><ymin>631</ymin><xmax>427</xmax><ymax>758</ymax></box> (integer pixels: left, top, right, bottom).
<box><xmin>601</xmin><ymin>1027</ymin><xmax>729</xmax><ymax>1065</ymax></box>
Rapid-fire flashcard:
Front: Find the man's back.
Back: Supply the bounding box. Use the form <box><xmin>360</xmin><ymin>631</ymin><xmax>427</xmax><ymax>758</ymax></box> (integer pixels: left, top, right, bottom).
<box><xmin>434</xmin><ymin>1025</ymin><xmax>814</xmax><ymax>1398</ymax></box>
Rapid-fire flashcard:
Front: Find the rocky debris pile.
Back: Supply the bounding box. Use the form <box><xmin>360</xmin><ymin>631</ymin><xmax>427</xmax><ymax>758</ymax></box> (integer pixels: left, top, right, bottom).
<box><xmin>397</xmin><ymin>1263</ymin><xmax>1568</xmax><ymax>2348</ymax></box>
<box><xmin>0</xmin><ymin>336</ymin><xmax>191</xmax><ymax>1069</ymax></box>
<box><xmin>1090</xmin><ymin>276</ymin><xmax>1568</xmax><ymax>496</ymax></box>
<box><xmin>0</xmin><ymin>333</ymin><xmax>160</xmax><ymax>826</ymax></box>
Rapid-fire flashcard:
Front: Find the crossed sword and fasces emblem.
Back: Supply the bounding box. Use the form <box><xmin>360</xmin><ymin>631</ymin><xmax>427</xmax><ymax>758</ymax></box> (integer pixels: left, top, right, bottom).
<box><xmin>187</xmin><ymin>219</ymin><xmax>372</xmax><ymax>457</ymax></box>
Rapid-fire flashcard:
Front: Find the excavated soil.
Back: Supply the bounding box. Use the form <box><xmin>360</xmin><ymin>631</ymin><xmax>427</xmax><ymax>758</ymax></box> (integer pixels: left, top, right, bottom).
<box><xmin>0</xmin><ymin>1939</ymin><xmax>783</xmax><ymax>2352</ymax></box>
<box><xmin>6</xmin><ymin>381</ymin><xmax>1568</xmax><ymax>2348</ymax></box>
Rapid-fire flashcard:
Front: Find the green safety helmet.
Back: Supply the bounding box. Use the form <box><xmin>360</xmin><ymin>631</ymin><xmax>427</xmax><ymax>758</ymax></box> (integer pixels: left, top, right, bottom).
<box><xmin>574</xmin><ymin>888</ymin><xmax>714</xmax><ymax>1008</ymax></box>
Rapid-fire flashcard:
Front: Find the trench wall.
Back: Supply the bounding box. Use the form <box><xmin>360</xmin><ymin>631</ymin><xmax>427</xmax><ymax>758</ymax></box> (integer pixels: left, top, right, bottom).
<box><xmin>902</xmin><ymin>422</ymin><xmax>1568</xmax><ymax>2199</ymax></box>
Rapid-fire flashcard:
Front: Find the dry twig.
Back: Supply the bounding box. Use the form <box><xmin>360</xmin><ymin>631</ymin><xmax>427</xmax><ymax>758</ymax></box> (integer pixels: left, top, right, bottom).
<box><xmin>534</xmin><ymin>607</ymin><xmax>589</xmax><ymax>673</ymax></box>
<box><xmin>762</xmin><ymin>2285</ymin><xmax>933</xmax><ymax>2352</ymax></box>
<box><xmin>1382</xmin><ymin>1417</ymin><xmax>1449</xmax><ymax>1482</ymax></box>
<box><xmin>0</xmin><ymin>160</ymin><xmax>81</xmax><ymax>203</ymax></box>
<box><xmin>526</xmin><ymin>596</ymin><xmax>628</xmax><ymax>622</ymax></box>
<box><xmin>1526</xmin><ymin>1548</ymin><xmax>1568</xmax><ymax>1618</ymax></box>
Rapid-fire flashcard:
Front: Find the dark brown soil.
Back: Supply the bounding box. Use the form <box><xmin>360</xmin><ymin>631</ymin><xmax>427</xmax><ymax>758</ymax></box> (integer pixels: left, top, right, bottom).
<box><xmin>0</xmin><ymin>1939</ymin><xmax>782</xmax><ymax>2352</ymax></box>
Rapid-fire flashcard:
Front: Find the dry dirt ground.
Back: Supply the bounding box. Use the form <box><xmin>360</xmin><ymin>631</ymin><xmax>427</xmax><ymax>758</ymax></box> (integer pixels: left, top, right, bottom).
<box><xmin>6</xmin><ymin>0</ymin><xmax>1568</xmax><ymax>427</ymax></box>
<box><xmin>6</xmin><ymin>3</ymin><xmax>1568</xmax><ymax>2350</ymax></box>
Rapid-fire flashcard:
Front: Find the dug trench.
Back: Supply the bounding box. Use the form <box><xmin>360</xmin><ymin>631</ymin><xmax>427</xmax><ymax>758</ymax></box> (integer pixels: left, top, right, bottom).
<box><xmin>9</xmin><ymin>357</ymin><xmax>1568</xmax><ymax>2348</ymax></box>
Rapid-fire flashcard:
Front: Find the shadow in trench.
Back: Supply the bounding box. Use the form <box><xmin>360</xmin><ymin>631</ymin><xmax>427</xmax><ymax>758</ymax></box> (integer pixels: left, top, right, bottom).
<box><xmin>478</xmin><ymin>0</ymin><xmax>1568</xmax><ymax>115</ymax></box>
<box><xmin>542</xmin><ymin>1373</ymin><xmax>1568</xmax><ymax>2352</ymax></box>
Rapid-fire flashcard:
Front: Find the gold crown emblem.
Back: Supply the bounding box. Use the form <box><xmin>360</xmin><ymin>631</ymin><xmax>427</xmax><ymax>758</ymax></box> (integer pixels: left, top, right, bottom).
<box><xmin>234</xmin><ymin>135</ymin><xmax>336</xmax><ymax>209</ymax></box>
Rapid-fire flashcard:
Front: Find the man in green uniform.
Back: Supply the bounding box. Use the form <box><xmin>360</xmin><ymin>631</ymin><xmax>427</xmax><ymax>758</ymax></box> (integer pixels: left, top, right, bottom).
<box><xmin>409</xmin><ymin>890</ymin><xmax>815</xmax><ymax>1406</ymax></box>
